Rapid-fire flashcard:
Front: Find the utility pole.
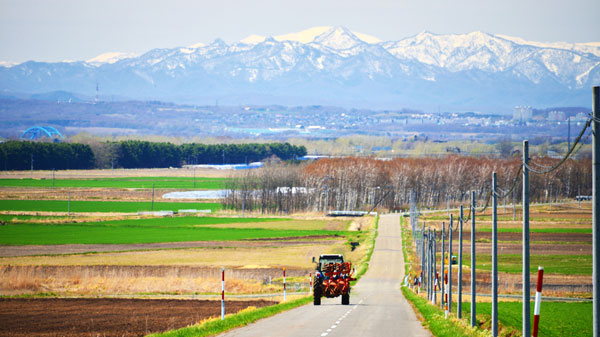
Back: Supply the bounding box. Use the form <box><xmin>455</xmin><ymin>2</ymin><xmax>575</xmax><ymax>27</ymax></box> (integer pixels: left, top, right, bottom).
<box><xmin>242</xmin><ymin>192</ymin><xmax>246</xmax><ymax>217</ymax></box>
<box><xmin>68</xmin><ymin>191</ymin><xmax>71</xmax><ymax>216</ymax></box>
<box><xmin>513</xmin><ymin>188</ymin><xmax>516</xmax><ymax>221</ymax></box>
<box><xmin>471</xmin><ymin>191</ymin><xmax>476</xmax><ymax>327</ymax></box>
<box><xmin>441</xmin><ymin>222</ymin><xmax>445</xmax><ymax>310</ymax></box>
<box><xmin>523</xmin><ymin>140</ymin><xmax>531</xmax><ymax>337</ymax></box>
<box><xmin>448</xmin><ymin>215</ymin><xmax>453</xmax><ymax>314</ymax></box>
<box><xmin>592</xmin><ymin>85</ymin><xmax>599</xmax><ymax>337</ymax></box>
<box><xmin>421</xmin><ymin>223</ymin><xmax>426</xmax><ymax>282</ymax></box>
<box><xmin>151</xmin><ymin>183</ymin><xmax>155</xmax><ymax>211</ymax></box>
<box><xmin>568</xmin><ymin>116</ymin><xmax>571</xmax><ymax>152</ymax></box>
<box><xmin>428</xmin><ymin>229</ymin><xmax>433</xmax><ymax>302</ymax></box>
<box><xmin>323</xmin><ymin>176</ymin><xmax>329</xmax><ymax>215</ymax></box>
<box><xmin>433</xmin><ymin>228</ymin><xmax>437</xmax><ymax>304</ymax></box>
<box><xmin>492</xmin><ymin>172</ymin><xmax>498</xmax><ymax>337</ymax></box>
<box><xmin>458</xmin><ymin>205</ymin><xmax>463</xmax><ymax>319</ymax></box>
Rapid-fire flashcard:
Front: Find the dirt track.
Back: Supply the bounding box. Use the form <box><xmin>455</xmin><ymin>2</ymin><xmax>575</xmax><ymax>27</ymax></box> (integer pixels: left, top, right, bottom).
<box><xmin>0</xmin><ymin>298</ymin><xmax>276</xmax><ymax>337</ymax></box>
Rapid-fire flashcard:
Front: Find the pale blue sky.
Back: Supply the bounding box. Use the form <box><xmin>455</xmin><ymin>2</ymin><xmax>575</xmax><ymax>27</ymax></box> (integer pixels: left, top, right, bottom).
<box><xmin>1</xmin><ymin>0</ymin><xmax>599</xmax><ymax>63</ymax></box>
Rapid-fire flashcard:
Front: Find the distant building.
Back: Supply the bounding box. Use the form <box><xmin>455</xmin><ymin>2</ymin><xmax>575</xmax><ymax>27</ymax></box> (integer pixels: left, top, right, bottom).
<box><xmin>513</xmin><ymin>106</ymin><xmax>533</xmax><ymax>122</ymax></box>
<box><xmin>547</xmin><ymin>110</ymin><xmax>566</xmax><ymax>121</ymax></box>
<box><xmin>572</xmin><ymin>112</ymin><xmax>588</xmax><ymax>122</ymax></box>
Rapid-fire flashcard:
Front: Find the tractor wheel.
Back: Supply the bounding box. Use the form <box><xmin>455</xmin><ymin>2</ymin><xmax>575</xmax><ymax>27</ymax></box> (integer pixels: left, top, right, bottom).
<box><xmin>313</xmin><ymin>280</ymin><xmax>322</xmax><ymax>305</ymax></box>
<box><xmin>341</xmin><ymin>293</ymin><xmax>350</xmax><ymax>305</ymax></box>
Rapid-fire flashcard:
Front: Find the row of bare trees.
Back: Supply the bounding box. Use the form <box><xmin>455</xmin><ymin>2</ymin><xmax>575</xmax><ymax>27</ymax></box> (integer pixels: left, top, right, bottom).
<box><xmin>223</xmin><ymin>155</ymin><xmax>591</xmax><ymax>213</ymax></box>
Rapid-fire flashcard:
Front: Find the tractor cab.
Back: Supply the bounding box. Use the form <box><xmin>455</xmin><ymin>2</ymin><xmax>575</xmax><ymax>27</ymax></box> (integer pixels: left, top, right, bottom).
<box><xmin>315</xmin><ymin>254</ymin><xmax>344</xmax><ymax>273</ymax></box>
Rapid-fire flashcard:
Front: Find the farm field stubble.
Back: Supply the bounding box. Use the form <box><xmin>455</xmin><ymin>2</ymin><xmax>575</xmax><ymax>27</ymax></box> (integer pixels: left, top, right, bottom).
<box><xmin>0</xmin><ymin>168</ymin><xmax>233</xmax><ymax>179</ymax></box>
<box><xmin>0</xmin><ymin>199</ymin><xmax>222</xmax><ymax>213</ymax></box>
<box><xmin>0</xmin><ymin>177</ymin><xmax>228</xmax><ymax>189</ymax></box>
<box><xmin>0</xmin><ymin>298</ymin><xmax>277</xmax><ymax>337</ymax></box>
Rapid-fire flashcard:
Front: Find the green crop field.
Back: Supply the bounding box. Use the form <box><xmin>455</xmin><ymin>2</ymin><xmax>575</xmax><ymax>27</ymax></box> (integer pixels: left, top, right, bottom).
<box><xmin>80</xmin><ymin>216</ymin><xmax>286</xmax><ymax>227</ymax></box>
<box><xmin>459</xmin><ymin>301</ymin><xmax>591</xmax><ymax>337</ymax></box>
<box><xmin>0</xmin><ymin>199</ymin><xmax>222</xmax><ymax>213</ymax></box>
<box><xmin>0</xmin><ymin>221</ymin><xmax>344</xmax><ymax>245</ymax></box>
<box><xmin>463</xmin><ymin>253</ymin><xmax>592</xmax><ymax>275</ymax></box>
<box><xmin>0</xmin><ymin>177</ymin><xmax>228</xmax><ymax>189</ymax></box>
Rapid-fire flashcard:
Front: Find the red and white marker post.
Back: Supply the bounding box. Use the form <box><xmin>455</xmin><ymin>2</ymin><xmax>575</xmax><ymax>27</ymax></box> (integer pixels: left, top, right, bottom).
<box><xmin>444</xmin><ymin>272</ymin><xmax>449</xmax><ymax>318</ymax></box>
<box><xmin>532</xmin><ymin>266</ymin><xmax>544</xmax><ymax>337</ymax></box>
<box><xmin>283</xmin><ymin>267</ymin><xmax>287</xmax><ymax>301</ymax></box>
<box><xmin>309</xmin><ymin>272</ymin><xmax>312</xmax><ymax>294</ymax></box>
<box><xmin>221</xmin><ymin>267</ymin><xmax>225</xmax><ymax>320</ymax></box>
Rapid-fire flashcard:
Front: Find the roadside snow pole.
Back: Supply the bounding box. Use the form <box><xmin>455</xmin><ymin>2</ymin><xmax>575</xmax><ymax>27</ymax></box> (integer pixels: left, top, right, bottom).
<box><xmin>221</xmin><ymin>267</ymin><xmax>225</xmax><ymax>320</ymax></box>
<box><xmin>309</xmin><ymin>272</ymin><xmax>312</xmax><ymax>294</ymax></box>
<box><xmin>444</xmin><ymin>269</ymin><xmax>449</xmax><ymax>319</ymax></box>
<box><xmin>532</xmin><ymin>266</ymin><xmax>545</xmax><ymax>337</ymax></box>
<box><xmin>283</xmin><ymin>267</ymin><xmax>287</xmax><ymax>301</ymax></box>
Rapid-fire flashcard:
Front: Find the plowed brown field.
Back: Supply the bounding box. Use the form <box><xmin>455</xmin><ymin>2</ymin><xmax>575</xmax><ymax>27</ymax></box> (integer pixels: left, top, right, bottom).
<box><xmin>0</xmin><ymin>298</ymin><xmax>276</xmax><ymax>337</ymax></box>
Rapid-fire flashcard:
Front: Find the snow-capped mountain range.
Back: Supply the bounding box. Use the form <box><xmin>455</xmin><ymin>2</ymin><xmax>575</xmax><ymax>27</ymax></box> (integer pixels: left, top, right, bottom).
<box><xmin>1</xmin><ymin>26</ymin><xmax>598</xmax><ymax>111</ymax></box>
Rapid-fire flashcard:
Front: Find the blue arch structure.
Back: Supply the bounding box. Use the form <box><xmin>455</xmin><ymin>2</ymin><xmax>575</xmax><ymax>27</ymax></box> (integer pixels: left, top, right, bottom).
<box><xmin>21</xmin><ymin>126</ymin><xmax>65</xmax><ymax>141</ymax></box>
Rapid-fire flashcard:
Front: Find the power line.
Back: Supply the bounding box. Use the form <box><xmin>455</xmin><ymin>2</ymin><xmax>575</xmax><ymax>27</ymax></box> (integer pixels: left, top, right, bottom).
<box><xmin>525</xmin><ymin>118</ymin><xmax>591</xmax><ymax>175</ymax></box>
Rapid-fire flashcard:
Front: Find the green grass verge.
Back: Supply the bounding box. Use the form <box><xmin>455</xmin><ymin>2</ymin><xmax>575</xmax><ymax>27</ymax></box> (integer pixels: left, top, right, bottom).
<box><xmin>352</xmin><ymin>215</ymin><xmax>379</xmax><ymax>283</ymax></box>
<box><xmin>459</xmin><ymin>300</ymin><xmax>592</xmax><ymax>337</ymax></box>
<box><xmin>148</xmin><ymin>296</ymin><xmax>312</xmax><ymax>337</ymax></box>
<box><xmin>401</xmin><ymin>287</ymin><xmax>486</xmax><ymax>337</ymax></box>
<box><xmin>0</xmin><ymin>177</ymin><xmax>227</xmax><ymax>189</ymax></box>
<box><xmin>463</xmin><ymin>253</ymin><xmax>591</xmax><ymax>275</ymax></box>
<box><xmin>0</xmin><ymin>199</ymin><xmax>222</xmax><ymax>213</ymax></box>
<box><xmin>0</xmin><ymin>223</ymin><xmax>344</xmax><ymax>245</ymax></box>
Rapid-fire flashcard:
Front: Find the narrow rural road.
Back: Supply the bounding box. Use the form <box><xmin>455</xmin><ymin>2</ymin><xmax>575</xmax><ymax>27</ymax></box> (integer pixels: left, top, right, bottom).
<box><xmin>219</xmin><ymin>214</ymin><xmax>430</xmax><ymax>337</ymax></box>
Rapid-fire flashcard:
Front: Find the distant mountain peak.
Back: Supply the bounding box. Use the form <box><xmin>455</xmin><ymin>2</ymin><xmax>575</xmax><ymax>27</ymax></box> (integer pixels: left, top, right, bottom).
<box><xmin>2</xmin><ymin>28</ymin><xmax>598</xmax><ymax>111</ymax></box>
<box><xmin>86</xmin><ymin>52</ymin><xmax>137</xmax><ymax>65</ymax></box>
<box><xmin>239</xmin><ymin>26</ymin><xmax>381</xmax><ymax>45</ymax></box>
<box><xmin>312</xmin><ymin>26</ymin><xmax>366</xmax><ymax>51</ymax></box>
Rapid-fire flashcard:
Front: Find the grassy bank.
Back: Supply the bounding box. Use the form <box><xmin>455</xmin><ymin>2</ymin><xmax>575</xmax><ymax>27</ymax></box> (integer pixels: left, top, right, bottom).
<box><xmin>402</xmin><ymin>287</ymin><xmax>488</xmax><ymax>337</ymax></box>
<box><xmin>459</xmin><ymin>300</ymin><xmax>591</xmax><ymax>337</ymax></box>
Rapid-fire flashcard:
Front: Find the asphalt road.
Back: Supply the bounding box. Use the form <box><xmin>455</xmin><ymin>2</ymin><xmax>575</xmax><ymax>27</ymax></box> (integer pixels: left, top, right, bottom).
<box><xmin>219</xmin><ymin>214</ymin><xmax>430</xmax><ymax>337</ymax></box>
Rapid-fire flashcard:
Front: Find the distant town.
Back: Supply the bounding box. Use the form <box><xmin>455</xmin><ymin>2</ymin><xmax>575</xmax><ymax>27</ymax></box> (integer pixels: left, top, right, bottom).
<box><xmin>0</xmin><ymin>97</ymin><xmax>590</xmax><ymax>146</ymax></box>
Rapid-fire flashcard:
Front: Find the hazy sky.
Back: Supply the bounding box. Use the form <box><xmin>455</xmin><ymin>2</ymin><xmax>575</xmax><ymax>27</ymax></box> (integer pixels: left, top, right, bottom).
<box><xmin>1</xmin><ymin>0</ymin><xmax>599</xmax><ymax>63</ymax></box>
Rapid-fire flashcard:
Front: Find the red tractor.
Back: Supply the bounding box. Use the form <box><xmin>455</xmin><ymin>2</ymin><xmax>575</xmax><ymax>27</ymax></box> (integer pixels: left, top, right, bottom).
<box><xmin>313</xmin><ymin>254</ymin><xmax>355</xmax><ymax>305</ymax></box>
